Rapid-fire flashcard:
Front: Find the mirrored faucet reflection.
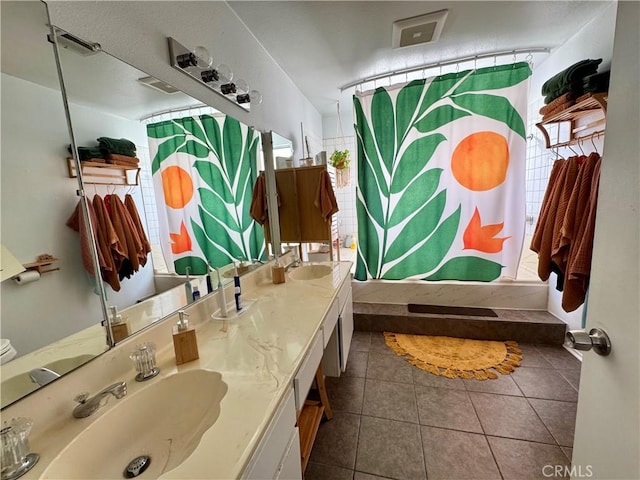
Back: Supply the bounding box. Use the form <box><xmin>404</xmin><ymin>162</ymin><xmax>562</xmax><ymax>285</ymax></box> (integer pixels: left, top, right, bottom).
<box><xmin>72</xmin><ymin>381</ymin><xmax>127</xmax><ymax>419</ymax></box>
<box><xmin>28</xmin><ymin>368</ymin><xmax>60</xmax><ymax>387</ymax></box>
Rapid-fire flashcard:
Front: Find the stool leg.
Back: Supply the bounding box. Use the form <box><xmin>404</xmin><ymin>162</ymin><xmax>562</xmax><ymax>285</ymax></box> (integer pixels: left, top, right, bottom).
<box><xmin>315</xmin><ymin>364</ymin><xmax>333</xmax><ymax>420</ymax></box>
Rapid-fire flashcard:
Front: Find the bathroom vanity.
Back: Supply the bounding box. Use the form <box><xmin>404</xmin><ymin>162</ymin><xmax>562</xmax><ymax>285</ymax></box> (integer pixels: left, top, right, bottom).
<box><xmin>3</xmin><ymin>260</ymin><xmax>353</xmax><ymax>479</ymax></box>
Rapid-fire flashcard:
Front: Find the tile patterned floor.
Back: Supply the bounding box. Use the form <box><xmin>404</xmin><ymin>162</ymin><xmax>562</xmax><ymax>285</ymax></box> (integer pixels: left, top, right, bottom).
<box><xmin>307</xmin><ymin>332</ymin><xmax>581</xmax><ymax>480</ymax></box>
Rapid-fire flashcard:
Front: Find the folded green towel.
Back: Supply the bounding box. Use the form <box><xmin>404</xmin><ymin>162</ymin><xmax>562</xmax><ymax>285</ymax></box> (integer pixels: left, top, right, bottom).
<box><xmin>542</xmin><ymin>59</ymin><xmax>602</xmax><ymax>100</ymax></box>
<box><xmin>97</xmin><ymin>137</ymin><xmax>137</xmax><ymax>157</ymax></box>
<box><xmin>68</xmin><ymin>144</ymin><xmax>104</xmax><ymax>161</ymax></box>
<box><xmin>583</xmin><ymin>71</ymin><xmax>610</xmax><ymax>93</ymax></box>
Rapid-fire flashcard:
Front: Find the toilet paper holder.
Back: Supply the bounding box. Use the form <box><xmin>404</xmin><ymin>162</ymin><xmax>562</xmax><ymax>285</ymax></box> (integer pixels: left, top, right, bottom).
<box><xmin>22</xmin><ymin>253</ymin><xmax>59</xmax><ymax>275</ymax></box>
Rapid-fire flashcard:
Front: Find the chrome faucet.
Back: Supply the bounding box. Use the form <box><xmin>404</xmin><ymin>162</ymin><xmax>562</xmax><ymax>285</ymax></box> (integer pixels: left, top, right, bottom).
<box><xmin>72</xmin><ymin>381</ymin><xmax>127</xmax><ymax>418</ymax></box>
<box><xmin>28</xmin><ymin>367</ymin><xmax>60</xmax><ymax>387</ymax></box>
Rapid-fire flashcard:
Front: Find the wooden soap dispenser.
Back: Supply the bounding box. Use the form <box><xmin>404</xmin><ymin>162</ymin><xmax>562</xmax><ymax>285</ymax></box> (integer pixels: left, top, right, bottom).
<box><xmin>109</xmin><ymin>306</ymin><xmax>130</xmax><ymax>343</ymax></box>
<box><xmin>272</xmin><ymin>255</ymin><xmax>285</xmax><ymax>284</ymax></box>
<box><xmin>172</xmin><ymin>310</ymin><xmax>199</xmax><ymax>365</ymax></box>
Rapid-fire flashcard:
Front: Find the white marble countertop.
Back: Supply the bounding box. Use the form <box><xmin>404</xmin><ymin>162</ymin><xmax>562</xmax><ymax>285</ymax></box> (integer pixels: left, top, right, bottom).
<box><xmin>5</xmin><ymin>260</ymin><xmax>352</xmax><ymax>480</ymax></box>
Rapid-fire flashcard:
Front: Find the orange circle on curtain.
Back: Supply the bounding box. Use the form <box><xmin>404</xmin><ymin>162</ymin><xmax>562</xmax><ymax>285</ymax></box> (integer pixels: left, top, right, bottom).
<box><xmin>451</xmin><ymin>131</ymin><xmax>509</xmax><ymax>191</ymax></box>
<box><xmin>161</xmin><ymin>166</ymin><xmax>194</xmax><ymax>209</ymax></box>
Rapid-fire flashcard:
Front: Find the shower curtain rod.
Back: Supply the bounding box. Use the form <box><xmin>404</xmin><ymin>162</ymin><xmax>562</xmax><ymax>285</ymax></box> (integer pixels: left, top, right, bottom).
<box><xmin>140</xmin><ymin>103</ymin><xmax>224</xmax><ymax>122</ymax></box>
<box><xmin>340</xmin><ymin>47</ymin><xmax>550</xmax><ymax>92</ymax></box>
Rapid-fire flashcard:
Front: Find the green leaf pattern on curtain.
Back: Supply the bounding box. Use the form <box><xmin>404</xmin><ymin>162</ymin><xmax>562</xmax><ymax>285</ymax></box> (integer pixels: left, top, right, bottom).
<box><xmin>354</xmin><ymin>63</ymin><xmax>531</xmax><ymax>281</ymax></box>
<box><xmin>147</xmin><ymin>114</ymin><xmax>264</xmax><ymax>275</ymax></box>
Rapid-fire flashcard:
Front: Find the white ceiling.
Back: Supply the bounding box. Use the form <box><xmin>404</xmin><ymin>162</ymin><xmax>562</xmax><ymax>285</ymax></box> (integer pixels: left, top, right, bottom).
<box><xmin>2</xmin><ymin>1</ymin><xmax>612</xmax><ymax>122</ymax></box>
<box><xmin>1</xmin><ymin>1</ymin><xmax>202</xmax><ymax>121</ymax></box>
<box><xmin>228</xmin><ymin>1</ymin><xmax>613</xmax><ymax>116</ymax></box>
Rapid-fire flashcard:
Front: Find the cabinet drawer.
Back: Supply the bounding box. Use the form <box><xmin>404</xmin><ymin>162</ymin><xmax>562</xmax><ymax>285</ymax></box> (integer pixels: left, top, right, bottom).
<box><xmin>322</xmin><ymin>298</ymin><xmax>339</xmax><ymax>347</ymax></box>
<box><xmin>293</xmin><ymin>331</ymin><xmax>323</xmax><ymax>410</ymax></box>
<box><xmin>244</xmin><ymin>388</ymin><xmax>296</xmax><ymax>479</ymax></box>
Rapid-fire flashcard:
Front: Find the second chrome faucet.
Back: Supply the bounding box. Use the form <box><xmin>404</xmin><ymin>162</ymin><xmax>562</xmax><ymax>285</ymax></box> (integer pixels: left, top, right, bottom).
<box><xmin>72</xmin><ymin>381</ymin><xmax>127</xmax><ymax>419</ymax></box>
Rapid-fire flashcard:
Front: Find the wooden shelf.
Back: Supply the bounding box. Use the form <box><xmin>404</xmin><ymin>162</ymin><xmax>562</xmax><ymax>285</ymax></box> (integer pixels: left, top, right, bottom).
<box><xmin>298</xmin><ymin>400</ymin><xmax>324</xmax><ymax>473</ymax></box>
<box><xmin>66</xmin><ymin>157</ymin><xmax>141</xmax><ymax>186</ymax></box>
<box><xmin>536</xmin><ymin>93</ymin><xmax>607</xmax><ymax>149</ymax></box>
<box><xmin>23</xmin><ymin>254</ymin><xmax>59</xmax><ymax>274</ymax></box>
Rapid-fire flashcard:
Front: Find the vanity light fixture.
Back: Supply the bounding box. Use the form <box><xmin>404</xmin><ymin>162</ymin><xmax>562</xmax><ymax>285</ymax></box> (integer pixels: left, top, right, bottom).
<box><xmin>168</xmin><ymin>37</ymin><xmax>258</xmax><ymax>111</ymax></box>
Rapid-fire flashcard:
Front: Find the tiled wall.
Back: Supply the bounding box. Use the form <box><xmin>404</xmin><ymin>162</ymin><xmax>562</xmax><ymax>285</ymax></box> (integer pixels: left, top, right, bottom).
<box><xmin>323</xmin><ymin>135</ymin><xmax>357</xmax><ymax>245</ymax></box>
<box><xmin>525</xmin><ymin>97</ymin><xmax>555</xmax><ymax>237</ymax></box>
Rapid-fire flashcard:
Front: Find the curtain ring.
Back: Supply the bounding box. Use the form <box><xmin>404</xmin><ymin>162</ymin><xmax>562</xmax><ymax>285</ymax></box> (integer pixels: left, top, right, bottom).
<box><xmin>474</xmin><ymin>56</ymin><xmax>477</xmax><ymax>71</ymax></box>
<box><xmin>455</xmin><ymin>63</ymin><xmax>459</xmax><ymax>73</ymax></box>
<box><xmin>422</xmin><ymin>68</ymin><xmax>426</xmax><ymax>79</ymax></box>
<box><xmin>439</xmin><ymin>63</ymin><xmax>442</xmax><ymax>76</ymax></box>
<box><xmin>493</xmin><ymin>55</ymin><xmax>497</xmax><ymax>69</ymax></box>
<box><xmin>512</xmin><ymin>51</ymin><xmax>517</xmax><ymax>66</ymax></box>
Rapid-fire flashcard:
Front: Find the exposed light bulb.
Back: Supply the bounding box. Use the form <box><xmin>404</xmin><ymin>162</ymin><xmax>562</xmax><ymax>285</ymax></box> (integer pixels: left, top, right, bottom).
<box><xmin>249</xmin><ymin>90</ymin><xmax>263</xmax><ymax>105</ymax></box>
<box><xmin>234</xmin><ymin>79</ymin><xmax>249</xmax><ymax>94</ymax></box>
<box><xmin>237</xmin><ymin>89</ymin><xmax>263</xmax><ymax>105</ymax></box>
<box><xmin>193</xmin><ymin>46</ymin><xmax>213</xmax><ymax>68</ymax></box>
<box><xmin>216</xmin><ymin>64</ymin><xmax>233</xmax><ymax>84</ymax></box>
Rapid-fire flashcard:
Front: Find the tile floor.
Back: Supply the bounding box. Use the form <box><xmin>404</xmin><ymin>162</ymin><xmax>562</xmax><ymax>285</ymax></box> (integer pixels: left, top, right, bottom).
<box><xmin>307</xmin><ymin>332</ymin><xmax>582</xmax><ymax>480</ymax></box>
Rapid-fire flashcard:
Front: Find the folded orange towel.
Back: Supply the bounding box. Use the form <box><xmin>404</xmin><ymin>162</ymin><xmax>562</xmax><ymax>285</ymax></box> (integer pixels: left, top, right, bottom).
<box><xmin>107</xmin><ymin>153</ymin><xmax>140</xmax><ymax>166</ymax></box>
<box><xmin>314</xmin><ymin>170</ymin><xmax>339</xmax><ymax>221</ymax></box>
<box><xmin>539</xmin><ymin>92</ymin><xmax>577</xmax><ymax>115</ymax></box>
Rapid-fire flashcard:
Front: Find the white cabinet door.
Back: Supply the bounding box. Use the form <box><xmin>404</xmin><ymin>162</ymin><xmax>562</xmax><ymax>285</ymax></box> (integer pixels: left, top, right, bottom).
<box><xmin>243</xmin><ymin>389</ymin><xmax>296</xmax><ymax>479</ymax></box>
<box><xmin>339</xmin><ymin>288</ymin><xmax>353</xmax><ymax>372</ymax></box>
<box><xmin>275</xmin><ymin>427</ymin><xmax>302</xmax><ymax>480</ymax></box>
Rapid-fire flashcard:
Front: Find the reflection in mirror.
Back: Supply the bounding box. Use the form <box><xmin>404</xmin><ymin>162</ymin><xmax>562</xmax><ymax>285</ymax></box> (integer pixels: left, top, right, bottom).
<box><xmin>259</xmin><ymin>131</ymin><xmax>294</xmax><ymax>257</ymax></box>
<box><xmin>57</xmin><ymin>32</ymin><xmax>268</xmax><ymax>344</ymax></box>
<box><xmin>0</xmin><ymin>1</ymin><xmax>108</xmax><ymax>408</ymax></box>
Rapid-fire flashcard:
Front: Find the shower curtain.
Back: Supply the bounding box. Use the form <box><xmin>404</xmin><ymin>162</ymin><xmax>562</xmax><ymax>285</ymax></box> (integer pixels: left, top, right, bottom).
<box><xmin>354</xmin><ymin>63</ymin><xmax>531</xmax><ymax>281</ymax></box>
<box><xmin>147</xmin><ymin>114</ymin><xmax>265</xmax><ymax>274</ymax></box>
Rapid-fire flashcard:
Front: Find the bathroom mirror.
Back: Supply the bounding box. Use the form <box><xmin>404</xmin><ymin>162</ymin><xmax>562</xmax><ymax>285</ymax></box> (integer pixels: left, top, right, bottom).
<box><xmin>0</xmin><ymin>1</ymin><xmax>108</xmax><ymax>408</ymax></box>
<box><xmin>56</xmin><ymin>29</ymin><xmax>267</xmax><ymax>343</ymax></box>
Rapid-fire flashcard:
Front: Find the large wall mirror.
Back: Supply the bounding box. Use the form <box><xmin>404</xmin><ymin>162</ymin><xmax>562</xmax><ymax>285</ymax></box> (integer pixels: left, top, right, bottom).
<box><xmin>57</xmin><ymin>29</ymin><xmax>270</xmax><ymax>333</ymax></box>
<box><xmin>1</xmin><ymin>1</ymin><xmax>271</xmax><ymax>409</ymax></box>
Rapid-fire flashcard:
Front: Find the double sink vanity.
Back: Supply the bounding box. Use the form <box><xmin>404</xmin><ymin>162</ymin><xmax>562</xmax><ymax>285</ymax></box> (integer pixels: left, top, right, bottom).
<box><xmin>3</xmin><ymin>258</ymin><xmax>353</xmax><ymax>479</ymax></box>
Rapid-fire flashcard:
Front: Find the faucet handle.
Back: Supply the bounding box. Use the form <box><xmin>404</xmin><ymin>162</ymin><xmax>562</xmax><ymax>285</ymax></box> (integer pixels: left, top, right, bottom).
<box><xmin>74</xmin><ymin>392</ymin><xmax>90</xmax><ymax>404</ymax></box>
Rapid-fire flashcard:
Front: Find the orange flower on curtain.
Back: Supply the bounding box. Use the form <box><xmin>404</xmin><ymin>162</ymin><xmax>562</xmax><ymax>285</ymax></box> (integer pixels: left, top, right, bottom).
<box><xmin>463</xmin><ymin>208</ymin><xmax>511</xmax><ymax>253</ymax></box>
<box><xmin>170</xmin><ymin>221</ymin><xmax>192</xmax><ymax>254</ymax></box>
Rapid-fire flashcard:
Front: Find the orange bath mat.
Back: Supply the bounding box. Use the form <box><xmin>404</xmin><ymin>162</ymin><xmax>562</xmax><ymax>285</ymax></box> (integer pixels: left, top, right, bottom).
<box><xmin>384</xmin><ymin>332</ymin><xmax>522</xmax><ymax>380</ymax></box>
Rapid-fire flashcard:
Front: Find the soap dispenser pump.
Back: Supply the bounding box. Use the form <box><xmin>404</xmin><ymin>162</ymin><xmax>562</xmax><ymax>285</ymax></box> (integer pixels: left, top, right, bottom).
<box><xmin>172</xmin><ymin>310</ymin><xmax>199</xmax><ymax>365</ymax></box>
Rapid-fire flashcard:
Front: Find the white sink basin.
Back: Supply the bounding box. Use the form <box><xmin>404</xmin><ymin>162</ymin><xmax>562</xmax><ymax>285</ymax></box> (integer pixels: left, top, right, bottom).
<box><xmin>288</xmin><ymin>264</ymin><xmax>333</xmax><ymax>281</ymax></box>
<box><xmin>41</xmin><ymin>369</ymin><xmax>227</xmax><ymax>479</ymax></box>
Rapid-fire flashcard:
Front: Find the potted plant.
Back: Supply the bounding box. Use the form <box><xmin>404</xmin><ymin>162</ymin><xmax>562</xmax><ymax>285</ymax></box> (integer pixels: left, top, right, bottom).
<box><xmin>330</xmin><ymin>149</ymin><xmax>350</xmax><ymax>170</ymax></box>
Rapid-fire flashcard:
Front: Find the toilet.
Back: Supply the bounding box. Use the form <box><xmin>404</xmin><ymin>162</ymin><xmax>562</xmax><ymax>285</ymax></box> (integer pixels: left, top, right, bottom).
<box><xmin>0</xmin><ymin>338</ymin><xmax>17</xmax><ymax>364</ymax></box>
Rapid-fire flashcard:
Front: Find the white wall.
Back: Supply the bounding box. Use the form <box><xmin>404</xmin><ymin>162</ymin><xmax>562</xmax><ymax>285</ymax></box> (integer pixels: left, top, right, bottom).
<box><xmin>0</xmin><ymin>73</ymin><xmax>105</xmax><ymax>355</ymax></box>
<box><xmin>46</xmin><ymin>1</ymin><xmax>323</xmax><ymax>160</ymax></box>
<box><xmin>529</xmin><ymin>2</ymin><xmax>617</xmax><ymax>327</ymax></box>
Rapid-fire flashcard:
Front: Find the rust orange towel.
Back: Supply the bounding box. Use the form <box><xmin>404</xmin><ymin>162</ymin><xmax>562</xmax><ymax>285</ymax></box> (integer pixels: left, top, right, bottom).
<box><xmin>563</xmin><ymin>155</ymin><xmax>602</xmax><ymax>311</ymax></box>
<box><xmin>250</xmin><ymin>173</ymin><xmax>268</xmax><ymax>225</ymax></box>
<box><xmin>314</xmin><ymin>170</ymin><xmax>339</xmax><ymax>221</ymax></box>
<box><xmin>124</xmin><ymin>194</ymin><xmax>151</xmax><ymax>267</ymax></box>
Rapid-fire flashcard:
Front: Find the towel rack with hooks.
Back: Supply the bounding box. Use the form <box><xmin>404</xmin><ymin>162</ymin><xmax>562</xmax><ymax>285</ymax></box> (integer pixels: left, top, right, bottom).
<box><xmin>66</xmin><ymin>157</ymin><xmax>141</xmax><ymax>186</ymax></box>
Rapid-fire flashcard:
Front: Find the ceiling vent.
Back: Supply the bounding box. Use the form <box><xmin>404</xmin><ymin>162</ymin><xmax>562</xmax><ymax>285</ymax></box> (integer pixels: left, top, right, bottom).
<box><xmin>392</xmin><ymin>9</ymin><xmax>448</xmax><ymax>49</ymax></box>
<box><xmin>138</xmin><ymin>76</ymin><xmax>180</xmax><ymax>95</ymax></box>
